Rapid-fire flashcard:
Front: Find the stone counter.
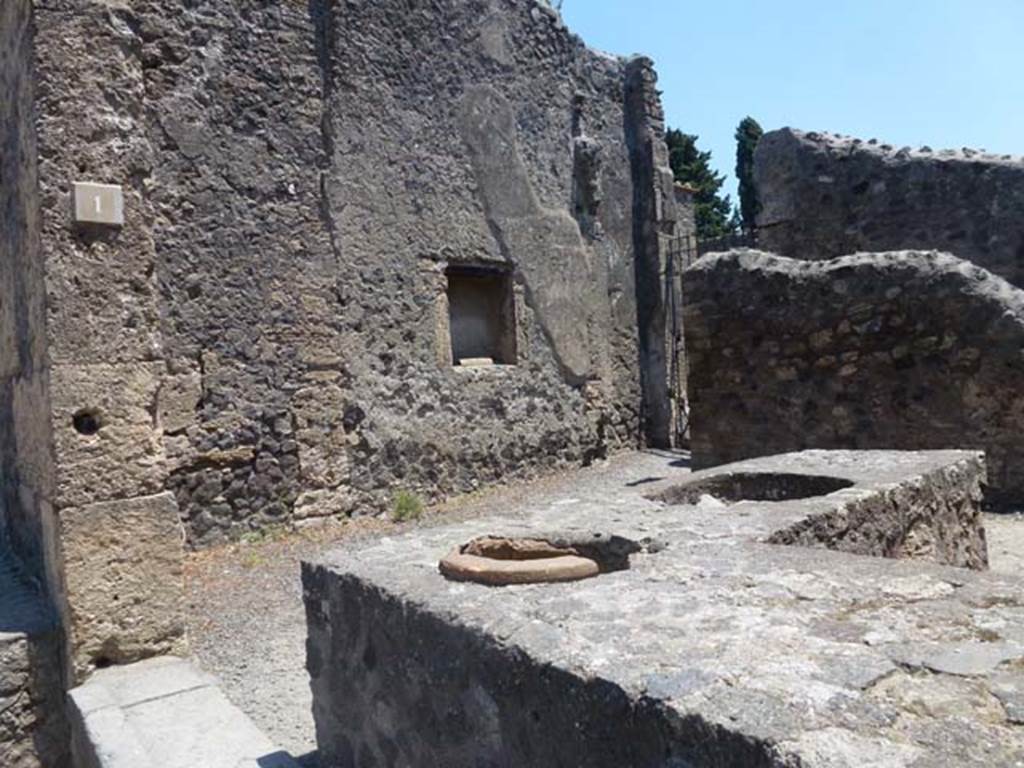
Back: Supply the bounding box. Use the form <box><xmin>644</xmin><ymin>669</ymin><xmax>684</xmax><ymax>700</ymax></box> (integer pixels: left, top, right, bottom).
<box><xmin>303</xmin><ymin>449</ymin><xmax>1023</xmax><ymax>767</ymax></box>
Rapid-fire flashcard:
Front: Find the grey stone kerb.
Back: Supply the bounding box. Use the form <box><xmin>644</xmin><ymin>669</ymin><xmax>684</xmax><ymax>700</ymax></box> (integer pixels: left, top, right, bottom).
<box><xmin>302</xmin><ymin>449</ymin><xmax>1024</xmax><ymax>767</ymax></box>
<box><xmin>68</xmin><ymin>656</ymin><xmax>297</xmax><ymax>768</ymax></box>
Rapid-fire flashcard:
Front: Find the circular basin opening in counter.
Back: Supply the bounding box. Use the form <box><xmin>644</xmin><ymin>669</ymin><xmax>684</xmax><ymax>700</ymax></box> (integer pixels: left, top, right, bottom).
<box><xmin>439</xmin><ymin>535</ymin><xmax>633</xmax><ymax>586</ymax></box>
<box><xmin>651</xmin><ymin>472</ymin><xmax>855</xmax><ymax>506</ymax></box>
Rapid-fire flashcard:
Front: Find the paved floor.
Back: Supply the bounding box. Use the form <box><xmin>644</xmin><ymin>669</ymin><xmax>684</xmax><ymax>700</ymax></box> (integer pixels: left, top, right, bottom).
<box><xmin>986</xmin><ymin>510</ymin><xmax>1024</xmax><ymax>575</ymax></box>
<box><xmin>185</xmin><ymin>450</ymin><xmax>1022</xmax><ymax>765</ymax></box>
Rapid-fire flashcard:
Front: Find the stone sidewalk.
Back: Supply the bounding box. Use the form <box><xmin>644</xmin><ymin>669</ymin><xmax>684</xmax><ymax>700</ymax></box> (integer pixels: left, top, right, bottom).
<box><xmin>68</xmin><ymin>656</ymin><xmax>297</xmax><ymax>768</ymax></box>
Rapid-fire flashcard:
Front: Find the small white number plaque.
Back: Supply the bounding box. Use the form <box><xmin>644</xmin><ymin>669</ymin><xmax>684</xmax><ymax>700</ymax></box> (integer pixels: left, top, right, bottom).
<box><xmin>73</xmin><ymin>182</ymin><xmax>124</xmax><ymax>226</ymax></box>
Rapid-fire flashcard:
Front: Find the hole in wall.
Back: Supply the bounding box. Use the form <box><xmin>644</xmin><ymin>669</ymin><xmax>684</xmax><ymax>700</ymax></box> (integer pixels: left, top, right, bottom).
<box><xmin>342</xmin><ymin>404</ymin><xmax>365</xmax><ymax>432</ymax></box>
<box><xmin>651</xmin><ymin>472</ymin><xmax>855</xmax><ymax>507</ymax></box>
<box><xmin>72</xmin><ymin>408</ymin><xmax>102</xmax><ymax>436</ymax></box>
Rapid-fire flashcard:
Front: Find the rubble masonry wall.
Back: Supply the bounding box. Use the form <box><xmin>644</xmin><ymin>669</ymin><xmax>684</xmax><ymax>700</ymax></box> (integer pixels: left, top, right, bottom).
<box><xmin>754</xmin><ymin>128</ymin><xmax>1024</xmax><ymax>288</ymax></box>
<box><xmin>685</xmin><ymin>249</ymin><xmax>1024</xmax><ymax>508</ymax></box>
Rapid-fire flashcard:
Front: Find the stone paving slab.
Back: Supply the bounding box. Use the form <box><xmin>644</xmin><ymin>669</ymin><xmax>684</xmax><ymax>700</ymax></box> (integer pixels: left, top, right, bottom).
<box><xmin>69</xmin><ymin>656</ymin><xmax>298</xmax><ymax>768</ymax></box>
<box><xmin>304</xmin><ymin>449</ymin><xmax>1024</xmax><ymax>767</ymax></box>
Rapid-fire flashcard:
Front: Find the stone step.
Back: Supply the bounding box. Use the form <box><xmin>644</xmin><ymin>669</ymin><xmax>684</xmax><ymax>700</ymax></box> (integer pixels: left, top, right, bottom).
<box><xmin>69</xmin><ymin>656</ymin><xmax>298</xmax><ymax>768</ymax></box>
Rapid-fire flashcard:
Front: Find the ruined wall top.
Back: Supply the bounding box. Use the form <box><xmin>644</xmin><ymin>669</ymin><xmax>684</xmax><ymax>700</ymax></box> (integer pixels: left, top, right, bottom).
<box><xmin>754</xmin><ymin>127</ymin><xmax>1024</xmax><ymax>287</ymax></box>
<box><xmin>763</xmin><ymin>127</ymin><xmax>1024</xmax><ymax>169</ymax></box>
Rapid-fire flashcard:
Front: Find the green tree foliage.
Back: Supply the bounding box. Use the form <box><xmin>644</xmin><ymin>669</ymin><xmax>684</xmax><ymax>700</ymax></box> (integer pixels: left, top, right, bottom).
<box><xmin>665</xmin><ymin>128</ymin><xmax>735</xmax><ymax>240</ymax></box>
<box><xmin>734</xmin><ymin>117</ymin><xmax>764</xmax><ymax>233</ymax></box>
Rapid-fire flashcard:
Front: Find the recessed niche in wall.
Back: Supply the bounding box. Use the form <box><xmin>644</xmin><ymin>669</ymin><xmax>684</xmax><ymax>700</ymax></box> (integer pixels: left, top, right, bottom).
<box><xmin>446</xmin><ymin>265</ymin><xmax>517</xmax><ymax>366</ymax></box>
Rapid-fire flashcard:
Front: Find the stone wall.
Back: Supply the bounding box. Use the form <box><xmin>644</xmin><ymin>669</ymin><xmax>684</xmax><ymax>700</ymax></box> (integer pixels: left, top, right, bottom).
<box><xmin>30</xmin><ymin>0</ymin><xmax>187</xmax><ymax>679</ymax></box>
<box><xmin>0</xmin><ymin>553</ymin><xmax>69</xmax><ymax>768</ymax></box>
<box><xmin>303</xmin><ymin>449</ymin><xmax>1019</xmax><ymax>767</ymax></box>
<box><xmin>754</xmin><ymin>128</ymin><xmax>1024</xmax><ymax>288</ymax></box>
<box><xmin>135</xmin><ymin>0</ymin><xmax>336</xmax><ymax>541</ymax></box>
<box><xmin>303</xmin><ymin>560</ymin><xmax>703</xmax><ymax>768</ymax></box>
<box><xmin>21</xmin><ymin>1</ymin><xmax>681</xmax><ymax>551</ymax></box>
<box><xmin>2</xmin><ymin>0</ymin><xmax>680</xmax><ymax>758</ymax></box>
<box><xmin>684</xmin><ymin>249</ymin><xmax>1024</xmax><ymax>508</ymax></box>
<box><xmin>124</xmin><ymin>0</ymin><xmax>676</xmax><ymax>544</ymax></box>
<box><xmin>6</xmin><ymin>0</ymin><xmax>677</xmax><ymax>674</ymax></box>
<box><xmin>624</xmin><ymin>57</ymin><xmax>678</xmax><ymax>448</ymax></box>
<box><xmin>673</xmin><ymin>184</ymin><xmax>697</xmax><ymax>245</ymax></box>
<box><xmin>308</xmin><ymin>0</ymin><xmax>676</xmax><ymax>521</ymax></box>
<box><xmin>0</xmin><ymin>7</ymin><xmax>71</xmax><ymax>764</ymax></box>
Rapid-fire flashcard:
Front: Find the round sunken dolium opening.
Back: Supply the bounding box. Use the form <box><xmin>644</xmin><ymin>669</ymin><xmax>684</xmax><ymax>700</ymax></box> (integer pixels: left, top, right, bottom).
<box><xmin>440</xmin><ymin>536</ymin><xmax>600</xmax><ymax>586</ymax></box>
<box><xmin>652</xmin><ymin>472</ymin><xmax>855</xmax><ymax>506</ymax></box>
<box><xmin>72</xmin><ymin>408</ymin><xmax>102</xmax><ymax>436</ymax></box>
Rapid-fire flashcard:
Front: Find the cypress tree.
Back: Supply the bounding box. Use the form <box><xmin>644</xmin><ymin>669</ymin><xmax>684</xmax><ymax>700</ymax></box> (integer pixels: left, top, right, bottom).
<box><xmin>734</xmin><ymin>117</ymin><xmax>764</xmax><ymax>234</ymax></box>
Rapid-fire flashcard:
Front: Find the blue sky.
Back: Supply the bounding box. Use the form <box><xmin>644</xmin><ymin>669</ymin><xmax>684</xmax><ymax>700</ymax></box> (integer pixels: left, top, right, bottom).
<box><xmin>560</xmin><ymin>0</ymin><xmax>1024</xmax><ymax>203</ymax></box>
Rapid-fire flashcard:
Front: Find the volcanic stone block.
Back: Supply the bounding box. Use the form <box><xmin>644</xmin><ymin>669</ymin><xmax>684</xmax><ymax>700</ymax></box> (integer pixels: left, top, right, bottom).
<box><xmin>60</xmin><ymin>492</ymin><xmax>186</xmax><ymax>679</ymax></box>
<box><xmin>49</xmin><ymin>362</ymin><xmax>167</xmax><ymax>509</ymax></box>
<box><xmin>156</xmin><ymin>367</ymin><xmax>202</xmax><ymax>436</ymax></box>
<box><xmin>68</xmin><ymin>657</ymin><xmax>297</xmax><ymax>768</ymax></box>
<box><xmin>304</xmin><ymin>450</ymin><xmax>1020</xmax><ymax>767</ymax></box>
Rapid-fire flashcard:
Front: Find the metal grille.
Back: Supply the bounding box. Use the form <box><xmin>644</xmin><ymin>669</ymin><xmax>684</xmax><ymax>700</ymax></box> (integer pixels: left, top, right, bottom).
<box><xmin>663</xmin><ymin>230</ymin><xmax>758</xmax><ymax>446</ymax></box>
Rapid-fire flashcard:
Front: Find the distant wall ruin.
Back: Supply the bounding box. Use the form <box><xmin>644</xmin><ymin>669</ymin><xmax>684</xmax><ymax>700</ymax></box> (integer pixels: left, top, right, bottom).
<box><xmin>684</xmin><ymin>249</ymin><xmax>1024</xmax><ymax>508</ymax></box>
<box><xmin>754</xmin><ymin>128</ymin><xmax>1024</xmax><ymax>287</ymax></box>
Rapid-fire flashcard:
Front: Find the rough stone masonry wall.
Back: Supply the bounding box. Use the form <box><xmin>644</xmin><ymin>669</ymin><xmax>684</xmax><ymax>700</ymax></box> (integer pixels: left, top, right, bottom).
<box><xmin>3</xmin><ymin>0</ymin><xmax>677</xmax><ymax>754</ymax></box>
<box><xmin>132</xmin><ymin>0</ymin><xmax>678</xmax><ymax>544</ymax></box>
<box><xmin>303</xmin><ymin>561</ymin><xmax>703</xmax><ymax>768</ymax></box>
<box><xmin>684</xmin><ymin>249</ymin><xmax>1024</xmax><ymax>508</ymax></box>
<box><xmin>304</xmin><ymin>449</ymin><xmax>1021</xmax><ymax>768</ymax></box>
<box><xmin>310</xmin><ymin>0</ymin><xmax>676</xmax><ymax>521</ymax></box>
<box><xmin>137</xmin><ymin>0</ymin><xmax>338</xmax><ymax>542</ymax></box>
<box><xmin>754</xmin><ymin>128</ymin><xmax>1024</xmax><ymax>288</ymax></box>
